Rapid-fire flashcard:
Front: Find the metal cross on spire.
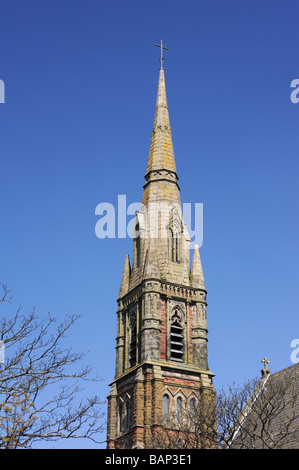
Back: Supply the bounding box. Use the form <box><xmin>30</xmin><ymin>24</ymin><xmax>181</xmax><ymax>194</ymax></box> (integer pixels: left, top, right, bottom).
<box><xmin>154</xmin><ymin>40</ymin><xmax>169</xmax><ymax>69</ymax></box>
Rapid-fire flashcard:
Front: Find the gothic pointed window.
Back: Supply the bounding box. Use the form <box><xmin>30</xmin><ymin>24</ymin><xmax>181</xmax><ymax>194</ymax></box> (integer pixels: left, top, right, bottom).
<box><xmin>189</xmin><ymin>397</ymin><xmax>196</xmax><ymax>417</ymax></box>
<box><xmin>129</xmin><ymin>314</ymin><xmax>137</xmax><ymax>368</ymax></box>
<box><xmin>163</xmin><ymin>394</ymin><xmax>169</xmax><ymax>422</ymax></box>
<box><xmin>189</xmin><ymin>397</ymin><xmax>196</xmax><ymax>427</ymax></box>
<box><xmin>171</xmin><ymin>230</ymin><xmax>179</xmax><ymax>263</ymax></box>
<box><xmin>169</xmin><ymin>207</ymin><xmax>182</xmax><ymax>263</ymax></box>
<box><xmin>170</xmin><ymin>308</ymin><xmax>184</xmax><ymax>362</ymax></box>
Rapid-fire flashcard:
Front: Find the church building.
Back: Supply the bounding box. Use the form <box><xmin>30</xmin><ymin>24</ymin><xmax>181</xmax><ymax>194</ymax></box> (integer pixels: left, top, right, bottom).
<box><xmin>106</xmin><ymin>44</ymin><xmax>215</xmax><ymax>449</ymax></box>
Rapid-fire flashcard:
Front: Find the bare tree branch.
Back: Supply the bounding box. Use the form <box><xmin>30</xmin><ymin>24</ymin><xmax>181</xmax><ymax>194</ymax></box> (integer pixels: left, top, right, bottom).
<box><xmin>0</xmin><ymin>284</ymin><xmax>105</xmax><ymax>448</ymax></box>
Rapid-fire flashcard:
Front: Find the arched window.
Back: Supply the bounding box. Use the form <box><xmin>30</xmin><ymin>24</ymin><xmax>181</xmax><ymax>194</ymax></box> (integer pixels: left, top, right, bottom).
<box><xmin>163</xmin><ymin>394</ymin><xmax>169</xmax><ymax>422</ymax></box>
<box><xmin>176</xmin><ymin>396</ymin><xmax>182</xmax><ymax>424</ymax></box>
<box><xmin>189</xmin><ymin>397</ymin><xmax>196</xmax><ymax>425</ymax></box>
<box><xmin>170</xmin><ymin>308</ymin><xmax>184</xmax><ymax>362</ymax></box>
<box><xmin>171</xmin><ymin>230</ymin><xmax>181</xmax><ymax>263</ymax></box>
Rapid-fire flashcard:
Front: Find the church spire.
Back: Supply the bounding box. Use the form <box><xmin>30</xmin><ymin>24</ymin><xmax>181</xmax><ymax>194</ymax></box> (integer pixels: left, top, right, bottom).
<box><xmin>145</xmin><ymin>66</ymin><xmax>177</xmax><ymax>176</ymax></box>
<box><xmin>142</xmin><ymin>65</ymin><xmax>180</xmax><ymax>207</ymax></box>
<box><xmin>107</xmin><ymin>49</ymin><xmax>215</xmax><ymax>450</ymax></box>
<box><xmin>128</xmin><ymin>59</ymin><xmax>190</xmax><ymax>290</ymax></box>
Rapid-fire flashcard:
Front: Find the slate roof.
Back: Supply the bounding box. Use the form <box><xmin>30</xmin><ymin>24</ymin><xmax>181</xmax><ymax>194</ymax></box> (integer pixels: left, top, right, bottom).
<box><xmin>231</xmin><ymin>363</ymin><xmax>299</xmax><ymax>449</ymax></box>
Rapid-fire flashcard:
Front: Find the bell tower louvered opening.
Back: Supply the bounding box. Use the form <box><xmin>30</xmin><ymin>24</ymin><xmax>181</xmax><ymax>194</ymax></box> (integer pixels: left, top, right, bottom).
<box><xmin>170</xmin><ymin>309</ymin><xmax>184</xmax><ymax>362</ymax></box>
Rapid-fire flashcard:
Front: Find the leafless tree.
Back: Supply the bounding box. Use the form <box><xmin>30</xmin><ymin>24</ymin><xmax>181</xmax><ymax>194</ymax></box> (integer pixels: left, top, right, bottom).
<box><xmin>0</xmin><ymin>284</ymin><xmax>105</xmax><ymax>448</ymax></box>
<box><xmin>216</xmin><ymin>378</ymin><xmax>260</xmax><ymax>448</ymax></box>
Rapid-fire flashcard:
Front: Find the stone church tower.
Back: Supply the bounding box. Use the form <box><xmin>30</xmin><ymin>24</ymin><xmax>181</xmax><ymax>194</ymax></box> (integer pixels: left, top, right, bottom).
<box><xmin>106</xmin><ymin>56</ymin><xmax>215</xmax><ymax>449</ymax></box>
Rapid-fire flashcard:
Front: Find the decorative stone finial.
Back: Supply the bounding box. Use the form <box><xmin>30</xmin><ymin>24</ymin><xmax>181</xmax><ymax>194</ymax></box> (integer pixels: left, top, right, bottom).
<box><xmin>261</xmin><ymin>356</ymin><xmax>271</xmax><ymax>378</ymax></box>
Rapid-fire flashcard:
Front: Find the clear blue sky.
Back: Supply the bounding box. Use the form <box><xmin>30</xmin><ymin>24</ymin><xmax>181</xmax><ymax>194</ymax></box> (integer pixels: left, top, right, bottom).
<box><xmin>1</xmin><ymin>0</ymin><xmax>298</xmax><ymax>448</ymax></box>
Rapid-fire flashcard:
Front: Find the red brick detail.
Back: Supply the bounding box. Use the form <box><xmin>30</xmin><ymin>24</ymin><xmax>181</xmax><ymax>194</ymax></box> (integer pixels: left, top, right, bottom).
<box><xmin>164</xmin><ymin>376</ymin><xmax>200</xmax><ymax>389</ymax></box>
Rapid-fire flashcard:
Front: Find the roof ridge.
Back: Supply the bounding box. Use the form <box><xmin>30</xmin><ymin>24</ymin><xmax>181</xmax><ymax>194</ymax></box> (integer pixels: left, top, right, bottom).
<box><xmin>271</xmin><ymin>362</ymin><xmax>299</xmax><ymax>377</ymax></box>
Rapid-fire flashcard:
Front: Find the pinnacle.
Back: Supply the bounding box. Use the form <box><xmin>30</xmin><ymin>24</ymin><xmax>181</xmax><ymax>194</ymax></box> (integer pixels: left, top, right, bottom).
<box><xmin>118</xmin><ymin>254</ymin><xmax>131</xmax><ymax>298</ymax></box>
<box><xmin>191</xmin><ymin>245</ymin><xmax>205</xmax><ymax>289</ymax></box>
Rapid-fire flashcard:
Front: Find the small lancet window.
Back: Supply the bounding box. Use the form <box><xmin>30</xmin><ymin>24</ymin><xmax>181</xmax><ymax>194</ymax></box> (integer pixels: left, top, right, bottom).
<box><xmin>189</xmin><ymin>397</ymin><xmax>196</xmax><ymax>423</ymax></box>
<box><xmin>134</xmin><ymin>223</ymin><xmax>141</xmax><ymax>268</ymax></box>
<box><xmin>171</xmin><ymin>230</ymin><xmax>180</xmax><ymax>263</ymax></box>
<box><xmin>129</xmin><ymin>314</ymin><xmax>137</xmax><ymax>368</ymax></box>
<box><xmin>170</xmin><ymin>309</ymin><xmax>184</xmax><ymax>363</ymax></box>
